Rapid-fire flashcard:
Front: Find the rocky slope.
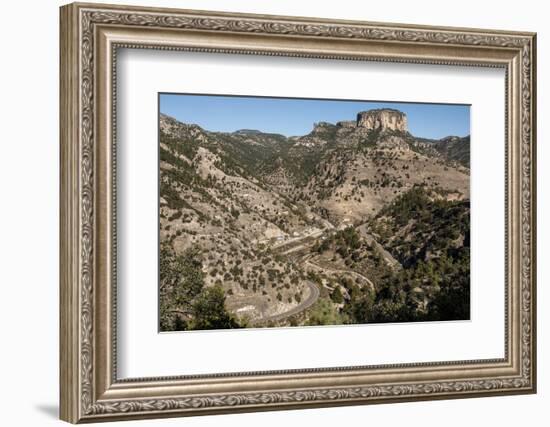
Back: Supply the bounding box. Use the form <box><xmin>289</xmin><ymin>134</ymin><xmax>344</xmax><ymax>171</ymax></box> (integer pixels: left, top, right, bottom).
<box><xmin>159</xmin><ymin>108</ymin><xmax>471</xmax><ymax>330</ymax></box>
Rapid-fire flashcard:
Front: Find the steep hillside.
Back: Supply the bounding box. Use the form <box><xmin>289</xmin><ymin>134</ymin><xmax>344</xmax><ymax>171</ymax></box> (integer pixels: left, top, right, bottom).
<box><xmin>356</xmin><ymin>186</ymin><xmax>471</xmax><ymax>322</ymax></box>
<box><xmin>432</xmin><ymin>135</ymin><xmax>471</xmax><ymax>167</ymax></box>
<box><xmin>158</xmin><ymin>108</ymin><xmax>471</xmax><ymax>330</ymax></box>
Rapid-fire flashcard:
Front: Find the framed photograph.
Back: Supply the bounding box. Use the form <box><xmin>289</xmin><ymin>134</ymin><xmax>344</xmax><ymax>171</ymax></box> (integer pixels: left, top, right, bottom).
<box><xmin>60</xmin><ymin>2</ymin><xmax>537</xmax><ymax>423</ymax></box>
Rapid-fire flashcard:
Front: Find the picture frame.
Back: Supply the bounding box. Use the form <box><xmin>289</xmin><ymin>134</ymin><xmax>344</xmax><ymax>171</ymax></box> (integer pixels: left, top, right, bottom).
<box><xmin>59</xmin><ymin>2</ymin><xmax>537</xmax><ymax>423</ymax></box>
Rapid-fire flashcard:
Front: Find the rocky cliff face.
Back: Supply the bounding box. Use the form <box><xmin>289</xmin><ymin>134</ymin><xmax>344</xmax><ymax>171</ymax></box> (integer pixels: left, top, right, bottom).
<box><xmin>294</xmin><ymin>109</ymin><xmax>409</xmax><ymax>151</ymax></box>
<box><xmin>356</xmin><ymin>109</ymin><xmax>407</xmax><ymax>132</ymax></box>
<box><xmin>336</xmin><ymin>120</ymin><xmax>356</xmax><ymax>128</ymax></box>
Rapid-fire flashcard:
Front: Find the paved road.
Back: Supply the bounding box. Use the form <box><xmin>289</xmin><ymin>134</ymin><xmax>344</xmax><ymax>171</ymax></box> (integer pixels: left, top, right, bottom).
<box><xmin>271</xmin><ymin>230</ymin><xmax>324</xmax><ymax>253</ymax></box>
<box><xmin>304</xmin><ymin>257</ymin><xmax>375</xmax><ymax>290</ymax></box>
<box><xmin>255</xmin><ymin>281</ymin><xmax>320</xmax><ymax>324</ymax></box>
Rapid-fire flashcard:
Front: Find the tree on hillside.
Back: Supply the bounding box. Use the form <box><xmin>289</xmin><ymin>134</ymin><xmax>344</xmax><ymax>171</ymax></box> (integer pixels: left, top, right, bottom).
<box><xmin>190</xmin><ymin>285</ymin><xmax>242</xmax><ymax>330</ymax></box>
<box><xmin>159</xmin><ymin>243</ymin><xmax>242</xmax><ymax>331</ymax></box>
<box><xmin>306</xmin><ymin>299</ymin><xmax>344</xmax><ymax>326</ymax></box>
<box><xmin>330</xmin><ymin>286</ymin><xmax>344</xmax><ymax>304</ymax></box>
<box><xmin>160</xmin><ymin>243</ymin><xmax>205</xmax><ymax>330</ymax></box>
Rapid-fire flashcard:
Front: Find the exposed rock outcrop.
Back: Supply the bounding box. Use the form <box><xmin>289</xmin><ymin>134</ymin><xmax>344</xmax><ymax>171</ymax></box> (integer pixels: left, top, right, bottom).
<box><xmin>293</xmin><ymin>109</ymin><xmax>411</xmax><ymax>150</ymax></box>
<box><xmin>378</xmin><ymin>135</ymin><xmax>410</xmax><ymax>151</ymax></box>
<box><xmin>311</xmin><ymin>122</ymin><xmax>337</xmax><ymax>134</ymax></box>
<box><xmin>336</xmin><ymin>120</ymin><xmax>356</xmax><ymax>128</ymax></box>
<box><xmin>356</xmin><ymin>109</ymin><xmax>407</xmax><ymax>132</ymax></box>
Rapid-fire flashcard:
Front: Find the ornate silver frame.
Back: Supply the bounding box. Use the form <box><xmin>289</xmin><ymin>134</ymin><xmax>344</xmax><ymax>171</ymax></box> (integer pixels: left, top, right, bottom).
<box><xmin>60</xmin><ymin>2</ymin><xmax>537</xmax><ymax>423</ymax></box>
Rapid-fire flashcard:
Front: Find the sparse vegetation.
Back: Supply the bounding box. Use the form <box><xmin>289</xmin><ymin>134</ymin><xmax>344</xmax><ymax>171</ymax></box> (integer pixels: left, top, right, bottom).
<box><xmin>159</xmin><ymin>242</ymin><xmax>243</xmax><ymax>331</ymax></box>
<box><xmin>159</xmin><ymin>109</ymin><xmax>470</xmax><ymax>330</ymax></box>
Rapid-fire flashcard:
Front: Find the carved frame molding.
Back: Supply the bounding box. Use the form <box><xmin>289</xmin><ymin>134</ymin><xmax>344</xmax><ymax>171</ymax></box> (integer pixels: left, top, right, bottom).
<box><xmin>60</xmin><ymin>2</ymin><xmax>536</xmax><ymax>423</ymax></box>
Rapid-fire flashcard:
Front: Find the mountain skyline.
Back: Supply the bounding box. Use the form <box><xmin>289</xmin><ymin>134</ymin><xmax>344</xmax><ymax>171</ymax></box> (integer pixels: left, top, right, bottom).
<box><xmin>160</xmin><ymin>94</ymin><xmax>470</xmax><ymax>139</ymax></box>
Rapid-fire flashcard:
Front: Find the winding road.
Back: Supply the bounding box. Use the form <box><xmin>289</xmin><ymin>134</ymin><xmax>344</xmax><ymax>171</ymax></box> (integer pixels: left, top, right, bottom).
<box><xmin>252</xmin><ymin>220</ymin><xmax>388</xmax><ymax>325</ymax></box>
<box><xmin>304</xmin><ymin>256</ymin><xmax>375</xmax><ymax>290</ymax></box>
<box><xmin>255</xmin><ymin>280</ymin><xmax>320</xmax><ymax>324</ymax></box>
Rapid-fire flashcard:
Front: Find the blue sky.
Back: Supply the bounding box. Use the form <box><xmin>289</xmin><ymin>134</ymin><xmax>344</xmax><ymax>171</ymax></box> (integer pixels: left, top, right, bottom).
<box><xmin>160</xmin><ymin>93</ymin><xmax>470</xmax><ymax>140</ymax></box>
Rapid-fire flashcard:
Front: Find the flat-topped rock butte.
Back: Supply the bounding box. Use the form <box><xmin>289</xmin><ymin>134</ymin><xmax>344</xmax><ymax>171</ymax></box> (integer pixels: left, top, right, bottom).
<box><xmin>355</xmin><ymin>108</ymin><xmax>408</xmax><ymax>132</ymax></box>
